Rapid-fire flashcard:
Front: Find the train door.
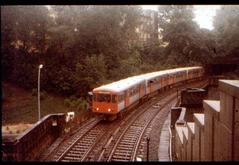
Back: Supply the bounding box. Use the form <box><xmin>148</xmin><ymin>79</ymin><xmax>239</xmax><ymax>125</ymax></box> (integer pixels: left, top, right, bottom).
<box><xmin>149</xmin><ymin>79</ymin><xmax>155</xmax><ymax>93</ymax></box>
<box><xmin>140</xmin><ymin>83</ymin><xmax>145</xmax><ymax>97</ymax></box>
<box><xmin>157</xmin><ymin>77</ymin><xmax>160</xmax><ymax>90</ymax></box>
<box><xmin>188</xmin><ymin>70</ymin><xmax>190</xmax><ymax>79</ymax></box>
<box><xmin>166</xmin><ymin>74</ymin><xmax>169</xmax><ymax>86</ymax></box>
<box><xmin>189</xmin><ymin>70</ymin><xmax>192</xmax><ymax>79</ymax></box>
<box><xmin>161</xmin><ymin>76</ymin><xmax>164</xmax><ymax>88</ymax></box>
<box><xmin>124</xmin><ymin>90</ymin><xmax>129</xmax><ymax>108</ymax></box>
<box><xmin>171</xmin><ymin>74</ymin><xmax>174</xmax><ymax>85</ymax></box>
<box><xmin>183</xmin><ymin>71</ymin><xmax>186</xmax><ymax>81</ymax></box>
<box><xmin>186</xmin><ymin>70</ymin><xmax>189</xmax><ymax>80</ymax></box>
<box><xmin>158</xmin><ymin>77</ymin><xmax>161</xmax><ymax>90</ymax></box>
<box><xmin>175</xmin><ymin>73</ymin><xmax>177</xmax><ymax>83</ymax></box>
<box><xmin>146</xmin><ymin>81</ymin><xmax>150</xmax><ymax>94</ymax></box>
<box><xmin>176</xmin><ymin>73</ymin><xmax>179</xmax><ymax>83</ymax></box>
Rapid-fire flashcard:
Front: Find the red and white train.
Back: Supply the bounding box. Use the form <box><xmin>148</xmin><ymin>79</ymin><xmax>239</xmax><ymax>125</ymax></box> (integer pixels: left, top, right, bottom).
<box><xmin>91</xmin><ymin>66</ymin><xmax>204</xmax><ymax>119</ymax></box>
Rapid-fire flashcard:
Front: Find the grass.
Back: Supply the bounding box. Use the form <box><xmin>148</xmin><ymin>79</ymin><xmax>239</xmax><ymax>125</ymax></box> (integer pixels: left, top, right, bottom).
<box><xmin>2</xmin><ymin>82</ymin><xmax>82</xmax><ymax>125</ymax></box>
<box><xmin>3</xmin><ymin>95</ymin><xmax>69</xmax><ymax>125</ymax></box>
<box><xmin>2</xmin><ymin>124</ymin><xmax>33</xmax><ymax>134</ymax></box>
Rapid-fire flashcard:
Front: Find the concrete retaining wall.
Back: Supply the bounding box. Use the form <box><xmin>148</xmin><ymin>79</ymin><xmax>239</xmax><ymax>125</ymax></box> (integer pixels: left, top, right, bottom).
<box><xmin>2</xmin><ymin>113</ymin><xmax>66</xmax><ymax>161</ymax></box>
<box><xmin>173</xmin><ymin>79</ymin><xmax>239</xmax><ymax>161</ymax></box>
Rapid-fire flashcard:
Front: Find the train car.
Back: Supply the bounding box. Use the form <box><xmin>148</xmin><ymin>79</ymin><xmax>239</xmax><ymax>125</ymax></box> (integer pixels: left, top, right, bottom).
<box><xmin>142</xmin><ymin>72</ymin><xmax>164</xmax><ymax>94</ymax></box>
<box><xmin>187</xmin><ymin>66</ymin><xmax>204</xmax><ymax>82</ymax></box>
<box><xmin>92</xmin><ymin>77</ymin><xmax>145</xmax><ymax>117</ymax></box>
<box><xmin>173</xmin><ymin>68</ymin><xmax>188</xmax><ymax>84</ymax></box>
<box><xmin>91</xmin><ymin>66</ymin><xmax>204</xmax><ymax>119</ymax></box>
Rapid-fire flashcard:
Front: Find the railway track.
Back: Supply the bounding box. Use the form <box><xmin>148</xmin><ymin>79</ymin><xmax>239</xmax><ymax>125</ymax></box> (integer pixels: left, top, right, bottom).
<box><xmin>57</xmin><ymin>123</ymin><xmax>107</xmax><ymax>161</ymax></box>
<box><xmin>101</xmin><ymin>92</ymin><xmax>177</xmax><ymax>161</ymax></box>
<box><xmin>46</xmin><ymin>85</ymin><xmax>177</xmax><ymax>162</ymax></box>
<box><xmin>54</xmin><ymin>98</ymin><xmax>164</xmax><ymax>162</ymax></box>
<box><xmin>44</xmin><ymin>117</ymin><xmax>102</xmax><ymax>161</ymax></box>
<box><xmin>98</xmin><ymin>80</ymin><xmax>207</xmax><ymax>161</ymax></box>
<box><xmin>43</xmin><ymin>79</ymin><xmax>208</xmax><ymax>162</ymax></box>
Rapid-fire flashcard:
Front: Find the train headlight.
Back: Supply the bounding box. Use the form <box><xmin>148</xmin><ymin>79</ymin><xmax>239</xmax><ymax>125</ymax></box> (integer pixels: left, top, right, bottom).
<box><xmin>96</xmin><ymin>108</ymin><xmax>99</xmax><ymax>111</ymax></box>
<box><xmin>108</xmin><ymin>108</ymin><xmax>111</xmax><ymax>112</ymax></box>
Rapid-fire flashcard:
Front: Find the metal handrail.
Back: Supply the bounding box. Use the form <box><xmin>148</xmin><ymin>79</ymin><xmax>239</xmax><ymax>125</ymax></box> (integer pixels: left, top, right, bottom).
<box><xmin>168</xmin><ymin>126</ymin><xmax>173</xmax><ymax>161</ymax></box>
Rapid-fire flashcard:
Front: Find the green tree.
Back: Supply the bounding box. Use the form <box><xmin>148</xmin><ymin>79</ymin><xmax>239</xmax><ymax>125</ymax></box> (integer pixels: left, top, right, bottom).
<box><xmin>1</xmin><ymin>6</ymin><xmax>52</xmax><ymax>86</ymax></box>
<box><xmin>2</xmin><ymin>6</ymin><xmax>144</xmax><ymax>96</ymax></box>
<box><xmin>157</xmin><ymin>5</ymin><xmax>215</xmax><ymax>66</ymax></box>
<box><xmin>213</xmin><ymin>5</ymin><xmax>239</xmax><ymax>57</ymax></box>
<box><xmin>75</xmin><ymin>54</ymin><xmax>107</xmax><ymax>90</ymax></box>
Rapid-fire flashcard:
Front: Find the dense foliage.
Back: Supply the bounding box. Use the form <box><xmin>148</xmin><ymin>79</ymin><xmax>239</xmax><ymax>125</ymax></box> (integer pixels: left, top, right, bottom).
<box><xmin>213</xmin><ymin>5</ymin><xmax>239</xmax><ymax>57</ymax></box>
<box><xmin>157</xmin><ymin>5</ymin><xmax>217</xmax><ymax>66</ymax></box>
<box><xmin>2</xmin><ymin>5</ymin><xmax>239</xmax><ymax>97</ymax></box>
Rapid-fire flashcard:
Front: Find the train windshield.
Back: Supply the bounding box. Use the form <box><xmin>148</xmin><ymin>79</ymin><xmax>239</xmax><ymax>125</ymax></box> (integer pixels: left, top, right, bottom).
<box><xmin>97</xmin><ymin>93</ymin><xmax>111</xmax><ymax>102</ymax></box>
<box><xmin>112</xmin><ymin>95</ymin><xmax>116</xmax><ymax>103</ymax></box>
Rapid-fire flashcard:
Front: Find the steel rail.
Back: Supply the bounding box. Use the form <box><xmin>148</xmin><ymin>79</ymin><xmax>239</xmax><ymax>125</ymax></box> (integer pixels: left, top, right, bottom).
<box><xmin>107</xmin><ymin>93</ymin><xmax>177</xmax><ymax>161</ymax></box>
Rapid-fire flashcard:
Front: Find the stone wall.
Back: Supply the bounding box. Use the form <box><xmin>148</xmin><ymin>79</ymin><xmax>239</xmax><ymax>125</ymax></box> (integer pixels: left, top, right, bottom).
<box><xmin>2</xmin><ymin>113</ymin><xmax>66</xmax><ymax>161</ymax></box>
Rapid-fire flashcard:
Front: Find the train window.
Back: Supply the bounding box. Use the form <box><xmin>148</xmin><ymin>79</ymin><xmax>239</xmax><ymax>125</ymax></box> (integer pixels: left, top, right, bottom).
<box><xmin>118</xmin><ymin>94</ymin><xmax>123</xmax><ymax>102</ymax></box>
<box><xmin>118</xmin><ymin>95</ymin><xmax>121</xmax><ymax>102</ymax></box>
<box><xmin>112</xmin><ymin>95</ymin><xmax>116</xmax><ymax>103</ymax></box>
<box><xmin>130</xmin><ymin>89</ymin><xmax>133</xmax><ymax>96</ymax></box>
<box><xmin>97</xmin><ymin>94</ymin><xmax>111</xmax><ymax>102</ymax></box>
<box><xmin>129</xmin><ymin>86</ymin><xmax>139</xmax><ymax>96</ymax></box>
<box><xmin>129</xmin><ymin>90</ymin><xmax>132</xmax><ymax>96</ymax></box>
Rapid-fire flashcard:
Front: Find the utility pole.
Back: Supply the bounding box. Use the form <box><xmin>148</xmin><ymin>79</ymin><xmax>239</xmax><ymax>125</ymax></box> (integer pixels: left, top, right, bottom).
<box><xmin>38</xmin><ymin>64</ymin><xmax>43</xmax><ymax>121</ymax></box>
<box><xmin>147</xmin><ymin>137</ymin><xmax>150</xmax><ymax>161</ymax></box>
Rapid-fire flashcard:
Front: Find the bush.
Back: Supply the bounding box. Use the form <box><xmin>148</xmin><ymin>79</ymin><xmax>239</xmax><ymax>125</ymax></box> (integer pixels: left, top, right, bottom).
<box><xmin>77</xmin><ymin>98</ymin><xmax>87</xmax><ymax>110</ymax></box>
<box><xmin>64</xmin><ymin>98</ymin><xmax>71</xmax><ymax>107</ymax></box>
<box><xmin>64</xmin><ymin>96</ymin><xmax>87</xmax><ymax>111</ymax></box>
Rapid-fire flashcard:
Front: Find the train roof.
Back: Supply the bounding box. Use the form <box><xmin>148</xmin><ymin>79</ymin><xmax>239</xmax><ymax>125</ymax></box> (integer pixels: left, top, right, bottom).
<box><xmin>93</xmin><ymin>66</ymin><xmax>202</xmax><ymax>93</ymax></box>
<box><xmin>134</xmin><ymin>66</ymin><xmax>202</xmax><ymax>80</ymax></box>
<box><xmin>93</xmin><ymin>76</ymin><xmax>144</xmax><ymax>93</ymax></box>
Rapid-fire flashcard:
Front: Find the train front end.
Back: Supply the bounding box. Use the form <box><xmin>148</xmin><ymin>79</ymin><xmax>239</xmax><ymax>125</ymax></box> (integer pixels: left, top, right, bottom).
<box><xmin>92</xmin><ymin>90</ymin><xmax>119</xmax><ymax>115</ymax></box>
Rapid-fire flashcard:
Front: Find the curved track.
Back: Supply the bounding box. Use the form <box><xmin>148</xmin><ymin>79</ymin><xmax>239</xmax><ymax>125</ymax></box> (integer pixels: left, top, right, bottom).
<box><xmin>57</xmin><ymin>123</ymin><xmax>106</xmax><ymax>161</ymax></box>
<box><xmin>42</xmin><ymin>79</ymin><xmax>208</xmax><ymax>162</ymax></box>
<box><xmin>45</xmin><ymin>117</ymin><xmax>102</xmax><ymax>161</ymax></box>
<box><xmin>104</xmin><ymin>92</ymin><xmax>177</xmax><ymax>161</ymax></box>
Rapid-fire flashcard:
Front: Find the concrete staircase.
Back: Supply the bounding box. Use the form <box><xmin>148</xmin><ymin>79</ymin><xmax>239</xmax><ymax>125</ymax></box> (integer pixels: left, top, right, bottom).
<box><xmin>174</xmin><ymin>80</ymin><xmax>239</xmax><ymax>161</ymax></box>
